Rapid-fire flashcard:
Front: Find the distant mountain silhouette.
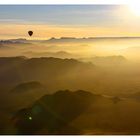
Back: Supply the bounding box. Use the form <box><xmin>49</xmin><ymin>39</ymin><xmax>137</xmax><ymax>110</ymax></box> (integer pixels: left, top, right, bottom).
<box><xmin>24</xmin><ymin>51</ymin><xmax>75</xmax><ymax>59</ymax></box>
<box><xmin>41</xmin><ymin>37</ymin><xmax>140</xmax><ymax>43</ymax></box>
<box><xmin>80</xmin><ymin>55</ymin><xmax>126</xmax><ymax>65</ymax></box>
<box><xmin>10</xmin><ymin>81</ymin><xmax>44</xmax><ymax>94</ymax></box>
<box><xmin>0</xmin><ymin>38</ymin><xmax>29</xmax><ymax>44</ymax></box>
<box><xmin>0</xmin><ymin>57</ymin><xmax>93</xmax><ymax>87</ymax></box>
<box><xmin>1</xmin><ymin>37</ymin><xmax>140</xmax><ymax>45</ymax></box>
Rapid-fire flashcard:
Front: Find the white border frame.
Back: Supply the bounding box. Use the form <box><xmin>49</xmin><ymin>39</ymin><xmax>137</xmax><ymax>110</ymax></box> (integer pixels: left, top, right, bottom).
<box><xmin>0</xmin><ymin>0</ymin><xmax>140</xmax><ymax>139</ymax></box>
<box><xmin>0</xmin><ymin>0</ymin><xmax>138</xmax><ymax>4</ymax></box>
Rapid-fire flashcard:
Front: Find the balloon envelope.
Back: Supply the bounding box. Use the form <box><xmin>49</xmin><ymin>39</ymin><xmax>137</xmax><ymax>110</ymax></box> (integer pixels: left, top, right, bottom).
<box><xmin>28</xmin><ymin>31</ymin><xmax>33</xmax><ymax>36</ymax></box>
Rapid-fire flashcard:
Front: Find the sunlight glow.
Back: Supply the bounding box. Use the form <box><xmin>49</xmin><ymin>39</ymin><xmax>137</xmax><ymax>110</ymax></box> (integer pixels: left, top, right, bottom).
<box><xmin>128</xmin><ymin>3</ymin><xmax>140</xmax><ymax>16</ymax></box>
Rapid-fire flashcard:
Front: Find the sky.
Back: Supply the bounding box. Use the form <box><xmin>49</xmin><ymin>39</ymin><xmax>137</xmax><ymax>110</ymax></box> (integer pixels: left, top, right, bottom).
<box><xmin>0</xmin><ymin>5</ymin><xmax>140</xmax><ymax>39</ymax></box>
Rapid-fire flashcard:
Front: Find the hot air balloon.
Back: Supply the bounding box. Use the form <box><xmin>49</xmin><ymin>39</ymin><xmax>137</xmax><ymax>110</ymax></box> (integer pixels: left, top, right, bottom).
<box><xmin>28</xmin><ymin>31</ymin><xmax>33</xmax><ymax>36</ymax></box>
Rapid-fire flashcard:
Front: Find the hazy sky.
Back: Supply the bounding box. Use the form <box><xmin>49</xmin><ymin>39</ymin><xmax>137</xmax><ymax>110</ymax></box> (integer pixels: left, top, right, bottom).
<box><xmin>0</xmin><ymin>5</ymin><xmax>140</xmax><ymax>39</ymax></box>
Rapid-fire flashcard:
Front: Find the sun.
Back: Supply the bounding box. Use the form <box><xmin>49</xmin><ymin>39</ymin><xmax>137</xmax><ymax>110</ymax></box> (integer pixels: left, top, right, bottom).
<box><xmin>128</xmin><ymin>3</ymin><xmax>140</xmax><ymax>16</ymax></box>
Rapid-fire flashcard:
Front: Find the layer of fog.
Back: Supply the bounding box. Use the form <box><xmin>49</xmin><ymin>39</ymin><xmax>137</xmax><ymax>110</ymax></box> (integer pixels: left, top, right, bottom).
<box><xmin>1</xmin><ymin>38</ymin><xmax>140</xmax><ymax>61</ymax></box>
<box><xmin>1</xmin><ymin>38</ymin><xmax>140</xmax><ymax>96</ymax></box>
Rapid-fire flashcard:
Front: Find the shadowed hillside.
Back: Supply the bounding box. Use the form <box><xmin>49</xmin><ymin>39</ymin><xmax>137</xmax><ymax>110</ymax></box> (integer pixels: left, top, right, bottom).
<box><xmin>12</xmin><ymin>90</ymin><xmax>101</xmax><ymax>134</ymax></box>
<box><xmin>10</xmin><ymin>81</ymin><xmax>44</xmax><ymax>94</ymax></box>
<box><xmin>10</xmin><ymin>89</ymin><xmax>140</xmax><ymax>135</ymax></box>
<box><xmin>0</xmin><ymin>57</ymin><xmax>94</xmax><ymax>92</ymax></box>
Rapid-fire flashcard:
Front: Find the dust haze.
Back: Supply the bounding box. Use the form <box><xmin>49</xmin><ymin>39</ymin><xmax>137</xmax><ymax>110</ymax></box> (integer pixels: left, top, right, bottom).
<box><xmin>1</xmin><ymin>37</ymin><xmax>140</xmax><ymax>134</ymax></box>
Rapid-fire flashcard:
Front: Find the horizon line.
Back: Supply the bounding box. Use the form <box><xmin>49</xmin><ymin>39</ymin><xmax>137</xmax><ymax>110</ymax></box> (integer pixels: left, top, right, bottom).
<box><xmin>1</xmin><ymin>36</ymin><xmax>140</xmax><ymax>41</ymax></box>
